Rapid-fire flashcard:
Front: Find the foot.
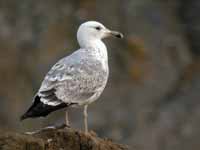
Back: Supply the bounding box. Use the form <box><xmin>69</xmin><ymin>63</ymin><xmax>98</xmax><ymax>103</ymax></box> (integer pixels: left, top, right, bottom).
<box><xmin>55</xmin><ymin>123</ymin><xmax>70</xmax><ymax>129</ymax></box>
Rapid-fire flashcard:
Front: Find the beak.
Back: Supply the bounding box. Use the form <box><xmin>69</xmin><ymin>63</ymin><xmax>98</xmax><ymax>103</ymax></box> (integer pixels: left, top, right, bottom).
<box><xmin>104</xmin><ymin>29</ymin><xmax>124</xmax><ymax>39</ymax></box>
<box><xmin>109</xmin><ymin>30</ymin><xmax>124</xmax><ymax>38</ymax></box>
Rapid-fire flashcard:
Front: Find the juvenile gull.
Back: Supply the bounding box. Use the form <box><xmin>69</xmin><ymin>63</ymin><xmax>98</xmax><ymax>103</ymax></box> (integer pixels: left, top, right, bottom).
<box><xmin>20</xmin><ymin>21</ymin><xmax>123</xmax><ymax>133</ymax></box>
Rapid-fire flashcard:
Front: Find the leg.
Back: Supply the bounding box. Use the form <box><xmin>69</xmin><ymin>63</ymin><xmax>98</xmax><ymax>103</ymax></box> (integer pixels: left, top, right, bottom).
<box><xmin>65</xmin><ymin>110</ymin><xmax>70</xmax><ymax>127</ymax></box>
<box><xmin>83</xmin><ymin>105</ymin><xmax>88</xmax><ymax>133</ymax></box>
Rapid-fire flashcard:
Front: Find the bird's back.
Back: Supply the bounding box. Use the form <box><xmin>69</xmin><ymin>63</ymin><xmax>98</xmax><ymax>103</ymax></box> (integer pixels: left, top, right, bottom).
<box><xmin>41</xmin><ymin>48</ymin><xmax>109</xmax><ymax>105</ymax></box>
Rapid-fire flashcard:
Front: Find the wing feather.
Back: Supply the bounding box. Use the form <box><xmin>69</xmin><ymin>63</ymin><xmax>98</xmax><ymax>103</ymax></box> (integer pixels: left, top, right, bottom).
<box><xmin>38</xmin><ymin>49</ymin><xmax>108</xmax><ymax>105</ymax></box>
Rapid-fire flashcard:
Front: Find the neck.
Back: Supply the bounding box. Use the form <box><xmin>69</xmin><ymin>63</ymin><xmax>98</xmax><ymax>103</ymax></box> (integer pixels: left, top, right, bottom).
<box><xmin>79</xmin><ymin>38</ymin><xmax>103</xmax><ymax>48</ymax></box>
<box><xmin>78</xmin><ymin>38</ymin><xmax>108</xmax><ymax>69</ymax></box>
<box><xmin>79</xmin><ymin>38</ymin><xmax>107</xmax><ymax>54</ymax></box>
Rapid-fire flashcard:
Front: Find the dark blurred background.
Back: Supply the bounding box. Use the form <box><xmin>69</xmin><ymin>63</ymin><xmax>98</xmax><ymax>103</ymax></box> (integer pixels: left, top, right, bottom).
<box><xmin>1</xmin><ymin>0</ymin><xmax>200</xmax><ymax>149</ymax></box>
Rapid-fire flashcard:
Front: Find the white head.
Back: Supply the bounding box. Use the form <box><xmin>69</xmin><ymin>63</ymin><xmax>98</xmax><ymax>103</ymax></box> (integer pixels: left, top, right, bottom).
<box><xmin>77</xmin><ymin>21</ymin><xmax>123</xmax><ymax>48</ymax></box>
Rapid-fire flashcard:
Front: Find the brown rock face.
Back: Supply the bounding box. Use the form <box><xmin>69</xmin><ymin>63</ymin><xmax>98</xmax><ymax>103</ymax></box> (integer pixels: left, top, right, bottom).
<box><xmin>0</xmin><ymin>128</ymin><xmax>128</xmax><ymax>150</ymax></box>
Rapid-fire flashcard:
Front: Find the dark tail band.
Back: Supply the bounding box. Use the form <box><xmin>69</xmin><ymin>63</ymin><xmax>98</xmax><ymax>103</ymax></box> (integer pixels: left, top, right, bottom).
<box><xmin>20</xmin><ymin>95</ymin><xmax>68</xmax><ymax>121</ymax></box>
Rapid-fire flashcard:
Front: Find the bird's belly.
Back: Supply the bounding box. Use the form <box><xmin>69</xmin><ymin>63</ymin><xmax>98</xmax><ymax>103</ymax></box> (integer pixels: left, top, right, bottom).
<box><xmin>77</xmin><ymin>91</ymin><xmax>101</xmax><ymax>106</ymax></box>
<box><xmin>74</xmin><ymin>74</ymin><xmax>108</xmax><ymax>106</ymax></box>
<box><xmin>56</xmin><ymin>69</ymin><xmax>109</xmax><ymax>106</ymax></box>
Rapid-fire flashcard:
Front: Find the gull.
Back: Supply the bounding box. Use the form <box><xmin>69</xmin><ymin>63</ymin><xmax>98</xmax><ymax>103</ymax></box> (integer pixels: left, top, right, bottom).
<box><xmin>20</xmin><ymin>21</ymin><xmax>123</xmax><ymax>133</ymax></box>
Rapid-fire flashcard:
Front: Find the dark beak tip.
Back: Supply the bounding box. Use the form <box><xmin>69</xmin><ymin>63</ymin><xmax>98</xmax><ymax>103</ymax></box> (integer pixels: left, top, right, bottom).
<box><xmin>110</xmin><ymin>30</ymin><xmax>124</xmax><ymax>39</ymax></box>
<box><xmin>116</xmin><ymin>33</ymin><xmax>123</xmax><ymax>39</ymax></box>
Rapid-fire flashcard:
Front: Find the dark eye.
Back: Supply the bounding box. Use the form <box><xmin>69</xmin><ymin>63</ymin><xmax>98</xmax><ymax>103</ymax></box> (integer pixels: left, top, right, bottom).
<box><xmin>95</xmin><ymin>26</ymin><xmax>101</xmax><ymax>31</ymax></box>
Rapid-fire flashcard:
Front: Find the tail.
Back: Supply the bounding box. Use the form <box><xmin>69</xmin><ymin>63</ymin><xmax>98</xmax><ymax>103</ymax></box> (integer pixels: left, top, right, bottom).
<box><xmin>20</xmin><ymin>95</ymin><xmax>68</xmax><ymax>121</ymax></box>
<box><xmin>20</xmin><ymin>113</ymin><xmax>28</xmax><ymax>121</ymax></box>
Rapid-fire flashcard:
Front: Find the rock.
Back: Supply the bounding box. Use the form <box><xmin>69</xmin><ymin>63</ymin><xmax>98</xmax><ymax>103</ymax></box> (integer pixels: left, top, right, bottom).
<box><xmin>0</xmin><ymin>128</ymin><xmax>128</xmax><ymax>150</ymax></box>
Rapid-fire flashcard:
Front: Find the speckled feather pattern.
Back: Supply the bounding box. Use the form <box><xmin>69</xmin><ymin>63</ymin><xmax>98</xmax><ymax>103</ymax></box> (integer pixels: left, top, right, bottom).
<box><xmin>38</xmin><ymin>45</ymin><xmax>109</xmax><ymax>106</ymax></box>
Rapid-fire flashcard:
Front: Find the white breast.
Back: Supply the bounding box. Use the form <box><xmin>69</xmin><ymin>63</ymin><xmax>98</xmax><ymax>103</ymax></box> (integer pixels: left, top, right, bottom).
<box><xmin>93</xmin><ymin>40</ymin><xmax>109</xmax><ymax>71</ymax></box>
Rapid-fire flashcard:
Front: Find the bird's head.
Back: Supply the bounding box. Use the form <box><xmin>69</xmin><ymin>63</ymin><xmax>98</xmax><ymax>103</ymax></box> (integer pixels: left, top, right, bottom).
<box><xmin>77</xmin><ymin>21</ymin><xmax>123</xmax><ymax>47</ymax></box>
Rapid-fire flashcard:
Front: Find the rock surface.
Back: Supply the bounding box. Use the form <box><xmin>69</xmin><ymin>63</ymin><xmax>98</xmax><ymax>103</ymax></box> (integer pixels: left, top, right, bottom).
<box><xmin>0</xmin><ymin>128</ymin><xmax>128</xmax><ymax>150</ymax></box>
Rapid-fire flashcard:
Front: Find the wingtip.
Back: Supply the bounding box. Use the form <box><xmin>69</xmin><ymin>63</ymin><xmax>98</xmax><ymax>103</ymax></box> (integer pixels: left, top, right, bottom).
<box><xmin>20</xmin><ymin>114</ymin><xmax>27</xmax><ymax>121</ymax></box>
